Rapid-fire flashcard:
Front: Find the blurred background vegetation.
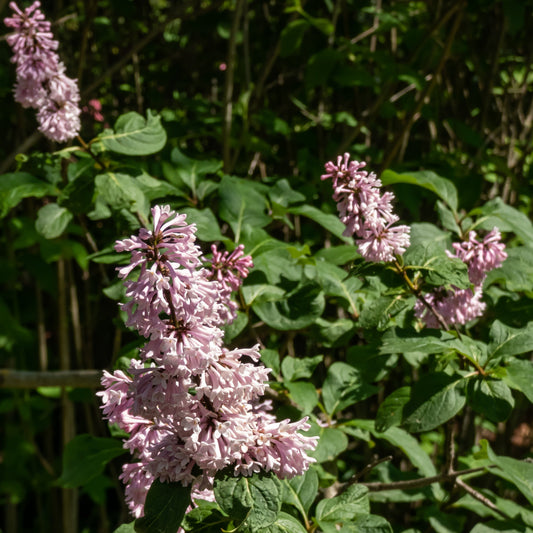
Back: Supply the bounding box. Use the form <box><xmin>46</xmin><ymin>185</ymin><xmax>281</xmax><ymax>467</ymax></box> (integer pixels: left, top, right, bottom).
<box><xmin>1</xmin><ymin>0</ymin><xmax>533</xmax><ymax>532</ymax></box>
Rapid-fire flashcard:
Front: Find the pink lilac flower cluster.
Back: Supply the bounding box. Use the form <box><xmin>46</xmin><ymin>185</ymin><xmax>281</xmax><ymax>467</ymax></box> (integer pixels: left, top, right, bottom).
<box><xmin>321</xmin><ymin>153</ymin><xmax>410</xmax><ymax>262</ymax></box>
<box><xmin>98</xmin><ymin>205</ymin><xmax>317</xmax><ymax>518</ymax></box>
<box><xmin>415</xmin><ymin>228</ymin><xmax>507</xmax><ymax>328</ymax></box>
<box><xmin>4</xmin><ymin>1</ymin><xmax>81</xmax><ymax>142</ymax></box>
<box><xmin>207</xmin><ymin>244</ymin><xmax>254</xmax><ymax>324</ymax></box>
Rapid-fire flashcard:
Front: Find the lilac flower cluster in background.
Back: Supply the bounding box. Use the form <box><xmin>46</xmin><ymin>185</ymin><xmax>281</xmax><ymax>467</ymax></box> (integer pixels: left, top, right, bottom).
<box><xmin>322</xmin><ymin>153</ymin><xmax>410</xmax><ymax>262</ymax></box>
<box><xmin>4</xmin><ymin>1</ymin><xmax>80</xmax><ymax>142</ymax></box>
<box><xmin>98</xmin><ymin>205</ymin><xmax>317</xmax><ymax>518</ymax></box>
<box><xmin>415</xmin><ymin>228</ymin><xmax>507</xmax><ymax>328</ymax></box>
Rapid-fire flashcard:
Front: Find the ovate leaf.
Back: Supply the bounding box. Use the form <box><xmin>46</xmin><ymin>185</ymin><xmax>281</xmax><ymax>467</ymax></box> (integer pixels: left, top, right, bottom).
<box><xmin>504</xmin><ymin>359</ymin><xmax>533</xmax><ymax>403</ymax></box>
<box><xmin>403</xmin><ymin>373</ymin><xmax>466</xmax><ymax>432</ymax></box>
<box><xmin>488</xmin><ymin>321</ymin><xmax>533</xmax><ymax>360</ymax></box>
<box><xmin>375</xmin><ymin>387</ymin><xmax>411</xmax><ymax>432</ymax></box>
<box><xmin>214</xmin><ymin>472</ymin><xmax>282</xmax><ymax>531</ymax></box>
<box><xmin>0</xmin><ymin>172</ymin><xmax>56</xmax><ymax>218</ymax></box>
<box><xmin>322</xmin><ymin>362</ymin><xmax>377</xmax><ymax>415</ymax></box>
<box><xmin>381</xmin><ymin>170</ymin><xmax>458</xmax><ymax>212</ymax></box>
<box><xmin>97</xmin><ymin>110</ymin><xmax>167</xmax><ymax>155</ymax></box>
<box><xmin>135</xmin><ymin>480</ymin><xmax>191</xmax><ymax>533</ymax></box>
<box><xmin>478</xmin><ymin>440</ymin><xmax>533</xmax><ymax>506</ymax></box>
<box><xmin>283</xmin><ymin>468</ymin><xmax>319</xmax><ymax>518</ymax></box>
<box><xmin>57</xmin><ymin>434</ymin><xmax>127</xmax><ymax>488</ymax></box>
<box><xmin>466</xmin><ymin>377</ymin><xmax>514</xmax><ymax>422</ymax></box>
<box><xmin>35</xmin><ymin>202</ymin><xmax>73</xmax><ymax>239</ymax></box>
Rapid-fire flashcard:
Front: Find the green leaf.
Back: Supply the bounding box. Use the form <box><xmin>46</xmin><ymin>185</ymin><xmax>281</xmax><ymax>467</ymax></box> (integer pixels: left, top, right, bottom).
<box><xmin>112</xmin><ymin>523</ymin><xmax>135</xmax><ymax>533</ymax></box>
<box><xmin>97</xmin><ymin>110</ymin><xmax>167</xmax><ymax>155</ymax></box>
<box><xmin>315</xmin><ymin>484</ymin><xmax>369</xmax><ymax>526</ymax></box>
<box><xmin>288</xmin><ymin>204</ymin><xmax>351</xmax><ymax>243</ymax></box>
<box><xmin>314</xmin><ymin>245</ymin><xmax>360</xmax><ymax>265</ymax></box>
<box><xmin>309</xmin><ymin>426</ymin><xmax>349</xmax><ymax>463</ymax></box>
<box><xmin>485</xmin><ymin>246</ymin><xmax>533</xmax><ymax>291</ymax></box>
<box><xmin>504</xmin><ymin>359</ymin><xmax>533</xmax><ymax>403</ymax></box>
<box><xmin>180</xmin><ymin>207</ymin><xmax>225</xmax><ymax>243</ymax></box>
<box><xmin>168</xmin><ymin>148</ymin><xmax>222</xmax><ymax>199</ymax></box>
<box><xmin>134</xmin><ymin>480</ymin><xmax>191</xmax><ymax>533</ymax></box>
<box><xmin>403</xmin><ymin>373</ymin><xmax>466</xmax><ymax>432</ymax></box>
<box><xmin>280</xmin><ymin>19</ymin><xmax>310</xmax><ymax>57</ymax></box>
<box><xmin>305</xmin><ymin>49</ymin><xmax>341</xmax><ymax>89</ymax></box>
<box><xmin>470</xmin><ymin>520</ymin><xmax>527</xmax><ymax>532</ymax></box>
<box><xmin>380</xmin><ymin>328</ymin><xmax>455</xmax><ymax>355</ymax></box>
<box><xmin>283</xmin><ymin>468</ymin><xmax>319</xmax><ymax>518</ymax></box>
<box><xmin>59</xmin><ymin>172</ymin><xmax>95</xmax><ymax>215</ymax></box>
<box><xmin>467</xmin><ymin>377</ymin><xmax>514</xmax><ymax>422</ymax></box>
<box><xmin>135</xmin><ymin>173</ymin><xmax>188</xmax><ymax>201</ymax></box>
<box><xmin>0</xmin><ymin>172</ymin><xmax>56</xmax><ymax>218</ymax></box>
<box><xmin>381</xmin><ymin>170</ymin><xmax>459</xmax><ymax>212</ymax></box>
<box><xmin>322</xmin><ymin>362</ymin><xmax>377</xmax><ymax>415</ymax></box>
<box><xmin>252</xmin><ymin>280</ymin><xmax>325</xmax><ymax>330</ymax></box>
<box><xmin>260</xmin><ymin>348</ymin><xmax>280</xmax><ymax>376</ymax></box>
<box><xmin>223</xmin><ymin>311</ymin><xmax>248</xmax><ymax>343</ymax></box>
<box><xmin>268</xmin><ymin>179</ymin><xmax>306</xmax><ymax>207</ymax></box>
<box><xmin>219</xmin><ymin>175</ymin><xmax>271</xmax><ymax>240</ymax></box>
<box><xmin>286</xmin><ymin>381</ymin><xmax>319</xmax><ymax>413</ymax></box>
<box><xmin>57</xmin><ymin>434</ymin><xmax>127</xmax><ymax>488</ymax></box>
<box><xmin>95</xmin><ymin>172</ymin><xmax>148</xmax><ymax>214</ymax></box>
<box><xmin>488</xmin><ymin>321</ymin><xmax>533</xmax><ymax>359</ymax></box>
<box><xmin>214</xmin><ymin>472</ymin><xmax>282</xmax><ymax>531</ymax></box>
<box><xmin>35</xmin><ymin>203</ymin><xmax>73</xmax><ymax>239</ymax></box>
<box><xmin>375</xmin><ymin>387</ymin><xmax>411</xmax><ymax>432</ymax></box>
<box><xmin>375</xmin><ymin>426</ymin><xmax>439</xmax><ymax>480</ymax></box>
<box><xmin>281</xmin><ymin>355</ymin><xmax>323</xmax><ymax>381</ymax></box>
<box><xmin>358</xmin><ymin>294</ymin><xmax>416</xmax><ymax>331</ymax></box>
<box><xmin>256</xmin><ymin>512</ymin><xmax>308</xmax><ymax>533</ymax></box>
<box><xmin>472</xmin><ymin>198</ymin><xmax>533</xmax><ymax>244</ymax></box>
<box><xmin>478</xmin><ymin>440</ymin><xmax>533</xmax><ymax>506</ymax></box>
<box><xmin>181</xmin><ymin>501</ymin><xmax>228</xmax><ymax>532</ymax></box>
<box><xmin>315</xmin><ymin>260</ymin><xmax>361</xmax><ymax>316</ymax></box>
<box><xmin>404</xmin><ymin>242</ymin><xmax>470</xmax><ymax>288</ymax></box>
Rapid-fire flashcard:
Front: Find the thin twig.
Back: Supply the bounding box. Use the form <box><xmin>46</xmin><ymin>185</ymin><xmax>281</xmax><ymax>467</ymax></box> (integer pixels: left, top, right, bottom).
<box><xmin>362</xmin><ymin>466</ymin><xmax>494</xmax><ymax>492</ymax></box>
<box><xmin>354</xmin><ymin>456</ymin><xmax>393</xmax><ymax>483</ymax></box>
<box><xmin>455</xmin><ymin>478</ymin><xmax>509</xmax><ymax>519</ymax></box>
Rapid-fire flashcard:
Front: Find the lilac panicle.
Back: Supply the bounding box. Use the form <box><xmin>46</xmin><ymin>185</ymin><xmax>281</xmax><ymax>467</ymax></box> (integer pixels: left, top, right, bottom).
<box><xmin>98</xmin><ymin>205</ymin><xmax>317</xmax><ymax>518</ymax></box>
<box><xmin>415</xmin><ymin>228</ymin><xmax>507</xmax><ymax>328</ymax></box>
<box><xmin>4</xmin><ymin>1</ymin><xmax>81</xmax><ymax>142</ymax></box>
<box><xmin>207</xmin><ymin>243</ymin><xmax>254</xmax><ymax>323</ymax></box>
<box><xmin>322</xmin><ymin>153</ymin><xmax>410</xmax><ymax>262</ymax></box>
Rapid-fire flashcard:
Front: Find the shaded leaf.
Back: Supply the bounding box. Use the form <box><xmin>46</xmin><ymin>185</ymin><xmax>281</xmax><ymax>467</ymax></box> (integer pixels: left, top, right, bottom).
<box><xmin>375</xmin><ymin>387</ymin><xmax>411</xmax><ymax>432</ymax></box>
<box><xmin>322</xmin><ymin>362</ymin><xmax>377</xmax><ymax>415</ymax></box>
<box><xmin>403</xmin><ymin>373</ymin><xmax>466</xmax><ymax>432</ymax></box>
<box><xmin>57</xmin><ymin>434</ymin><xmax>126</xmax><ymax>488</ymax></box>
<box><xmin>35</xmin><ymin>203</ymin><xmax>73</xmax><ymax>239</ymax></box>
<box><xmin>0</xmin><ymin>172</ymin><xmax>56</xmax><ymax>218</ymax></box>
<box><xmin>135</xmin><ymin>480</ymin><xmax>191</xmax><ymax>533</ymax></box>
<box><xmin>381</xmin><ymin>170</ymin><xmax>458</xmax><ymax>212</ymax></box>
<box><xmin>467</xmin><ymin>377</ymin><xmax>514</xmax><ymax>422</ymax></box>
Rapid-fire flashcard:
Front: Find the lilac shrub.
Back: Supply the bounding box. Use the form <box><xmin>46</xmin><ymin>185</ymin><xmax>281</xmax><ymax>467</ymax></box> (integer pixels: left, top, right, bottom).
<box><xmin>322</xmin><ymin>154</ymin><xmax>507</xmax><ymax>329</ymax></box>
<box><xmin>414</xmin><ymin>228</ymin><xmax>508</xmax><ymax>328</ymax></box>
<box><xmin>4</xmin><ymin>1</ymin><xmax>81</xmax><ymax>142</ymax></box>
<box><xmin>98</xmin><ymin>205</ymin><xmax>317</xmax><ymax>518</ymax></box>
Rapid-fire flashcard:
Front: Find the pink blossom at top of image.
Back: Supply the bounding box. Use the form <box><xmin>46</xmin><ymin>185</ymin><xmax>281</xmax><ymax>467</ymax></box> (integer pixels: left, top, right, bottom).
<box><xmin>4</xmin><ymin>1</ymin><xmax>81</xmax><ymax>142</ymax></box>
